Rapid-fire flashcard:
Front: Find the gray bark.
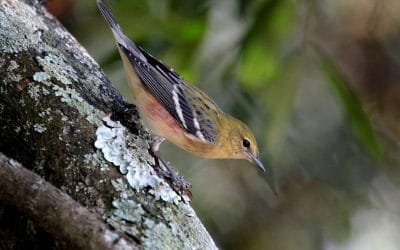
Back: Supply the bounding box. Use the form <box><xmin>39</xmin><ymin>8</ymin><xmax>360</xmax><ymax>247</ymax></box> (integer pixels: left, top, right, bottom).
<box><xmin>0</xmin><ymin>153</ymin><xmax>138</xmax><ymax>250</ymax></box>
<box><xmin>0</xmin><ymin>0</ymin><xmax>217</xmax><ymax>249</ymax></box>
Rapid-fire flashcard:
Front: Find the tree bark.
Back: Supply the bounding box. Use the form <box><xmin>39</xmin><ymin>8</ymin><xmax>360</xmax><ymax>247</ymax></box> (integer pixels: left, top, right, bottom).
<box><xmin>0</xmin><ymin>0</ymin><xmax>217</xmax><ymax>249</ymax></box>
<box><xmin>0</xmin><ymin>153</ymin><xmax>138</xmax><ymax>250</ymax></box>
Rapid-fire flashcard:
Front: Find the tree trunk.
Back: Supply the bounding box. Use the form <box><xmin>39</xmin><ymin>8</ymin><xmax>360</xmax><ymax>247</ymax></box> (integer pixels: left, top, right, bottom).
<box><xmin>0</xmin><ymin>0</ymin><xmax>217</xmax><ymax>249</ymax></box>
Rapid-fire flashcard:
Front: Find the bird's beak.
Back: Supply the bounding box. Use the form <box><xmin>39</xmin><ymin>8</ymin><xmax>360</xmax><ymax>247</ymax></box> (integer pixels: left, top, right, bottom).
<box><xmin>250</xmin><ymin>154</ymin><xmax>266</xmax><ymax>172</ymax></box>
<box><xmin>249</xmin><ymin>153</ymin><xmax>278</xmax><ymax>196</ymax></box>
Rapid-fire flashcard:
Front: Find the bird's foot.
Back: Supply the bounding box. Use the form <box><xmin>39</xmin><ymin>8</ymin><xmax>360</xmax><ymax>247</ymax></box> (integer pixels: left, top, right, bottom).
<box><xmin>155</xmin><ymin>154</ymin><xmax>191</xmax><ymax>192</ymax></box>
<box><xmin>149</xmin><ymin>138</ymin><xmax>192</xmax><ymax>200</ymax></box>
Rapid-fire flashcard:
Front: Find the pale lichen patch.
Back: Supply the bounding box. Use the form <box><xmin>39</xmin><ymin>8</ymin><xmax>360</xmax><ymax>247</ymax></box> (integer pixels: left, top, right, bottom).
<box><xmin>84</xmin><ymin>153</ymin><xmax>109</xmax><ymax>171</ymax></box>
<box><xmin>103</xmin><ymin>230</ymin><xmax>119</xmax><ymax>245</ymax></box>
<box><xmin>36</xmin><ymin>54</ymin><xmax>77</xmax><ymax>85</ymax></box>
<box><xmin>2</xmin><ymin>61</ymin><xmax>23</xmax><ymax>84</ymax></box>
<box><xmin>112</xmin><ymin>199</ymin><xmax>145</xmax><ymax>223</ymax></box>
<box><xmin>61</xmin><ymin>115</ymin><xmax>68</xmax><ymax>122</ymax></box>
<box><xmin>14</xmin><ymin>126</ymin><xmax>21</xmax><ymax>134</ymax></box>
<box><xmin>7</xmin><ymin>60</ymin><xmax>19</xmax><ymax>71</ymax></box>
<box><xmin>33</xmin><ymin>71</ymin><xmax>50</xmax><ymax>83</ymax></box>
<box><xmin>41</xmin><ymin>87</ymin><xmax>50</xmax><ymax>95</ymax></box>
<box><xmin>7</xmin><ymin>73</ymin><xmax>23</xmax><ymax>83</ymax></box>
<box><xmin>111</xmin><ymin>178</ymin><xmax>130</xmax><ymax>200</ymax></box>
<box><xmin>33</xmin><ymin>123</ymin><xmax>46</xmax><ymax>133</ymax></box>
<box><xmin>142</xmin><ymin>218</ymin><xmax>183</xmax><ymax>250</ymax></box>
<box><xmin>106</xmin><ymin>213</ymin><xmax>141</xmax><ymax>238</ymax></box>
<box><xmin>27</xmin><ymin>85</ymin><xmax>41</xmax><ymax>100</ymax></box>
<box><xmin>0</xmin><ymin>0</ymin><xmax>48</xmax><ymax>53</ymax></box>
<box><xmin>95</xmin><ymin>117</ymin><xmax>181</xmax><ymax>204</ymax></box>
<box><xmin>38</xmin><ymin>108</ymin><xmax>52</xmax><ymax>118</ymax></box>
<box><xmin>52</xmin><ymin>84</ymin><xmax>103</xmax><ymax>125</ymax></box>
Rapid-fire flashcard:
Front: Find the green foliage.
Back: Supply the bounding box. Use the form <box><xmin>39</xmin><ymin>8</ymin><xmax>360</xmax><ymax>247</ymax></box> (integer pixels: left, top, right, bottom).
<box><xmin>239</xmin><ymin>40</ymin><xmax>277</xmax><ymax>88</ymax></box>
<box><xmin>70</xmin><ymin>0</ymin><xmax>399</xmax><ymax>249</ymax></box>
<box><xmin>237</xmin><ymin>0</ymin><xmax>299</xmax><ymax>158</ymax></box>
<box><xmin>316</xmin><ymin>49</ymin><xmax>383</xmax><ymax>160</ymax></box>
<box><xmin>263</xmin><ymin>52</ymin><xmax>303</xmax><ymax>155</ymax></box>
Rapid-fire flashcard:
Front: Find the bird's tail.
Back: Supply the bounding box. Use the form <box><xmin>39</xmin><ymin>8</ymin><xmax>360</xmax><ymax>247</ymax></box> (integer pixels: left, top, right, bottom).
<box><xmin>96</xmin><ymin>0</ymin><xmax>119</xmax><ymax>32</ymax></box>
<box><xmin>96</xmin><ymin>0</ymin><xmax>146</xmax><ymax>61</ymax></box>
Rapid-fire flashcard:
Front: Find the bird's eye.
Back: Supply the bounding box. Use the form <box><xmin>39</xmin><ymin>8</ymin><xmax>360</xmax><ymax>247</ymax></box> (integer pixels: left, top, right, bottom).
<box><xmin>242</xmin><ymin>138</ymin><xmax>251</xmax><ymax>148</ymax></box>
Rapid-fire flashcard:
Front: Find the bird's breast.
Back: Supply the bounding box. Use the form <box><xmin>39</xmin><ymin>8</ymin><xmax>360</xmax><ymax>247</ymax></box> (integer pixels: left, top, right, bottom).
<box><xmin>133</xmin><ymin>83</ymin><xmax>217</xmax><ymax>157</ymax></box>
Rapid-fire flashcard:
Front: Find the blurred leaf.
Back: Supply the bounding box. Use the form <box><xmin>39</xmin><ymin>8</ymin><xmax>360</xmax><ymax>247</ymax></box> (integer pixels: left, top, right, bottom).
<box><xmin>316</xmin><ymin>50</ymin><xmax>383</xmax><ymax>160</ymax></box>
<box><xmin>241</xmin><ymin>0</ymin><xmax>294</xmax><ymax>47</ymax></box>
<box><xmin>239</xmin><ymin>0</ymin><xmax>296</xmax><ymax>89</ymax></box>
<box><xmin>239</xmin><ymin>41</ymin><xmax>276</xmax><ymax>88</ymax></box>
<box><xmin>241</xmin><ymin>0</ymin><xmax>280</xmax><ymax>46</ymax></box>
<box><xmin>264</xmin><ymin>51</ymin><xmax>304</xmax><ymax>156</ymax></box>
<box><xmin>267</xmin><ymin>0</ymin><xmax>295</xmax><ymax>37</ymax></box>
<box><xmin>177</xmin><ymin>19</ymin><xmax>205</xmax><ymax>42</ymax></box>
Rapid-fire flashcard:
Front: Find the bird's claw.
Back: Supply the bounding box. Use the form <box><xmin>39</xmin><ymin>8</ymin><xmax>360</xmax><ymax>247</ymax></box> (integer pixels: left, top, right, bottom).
<box><xmin>150</xmin><ymin>150</ymin><xmax>192</xmax><ymax>200</ymax></box>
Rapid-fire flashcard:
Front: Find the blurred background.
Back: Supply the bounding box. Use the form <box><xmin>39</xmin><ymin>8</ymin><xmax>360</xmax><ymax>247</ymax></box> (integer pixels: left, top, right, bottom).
<box><xmin>48</xmin><ymin>0</ymin><xmax>400</xmax><ymax>249</ymax></box>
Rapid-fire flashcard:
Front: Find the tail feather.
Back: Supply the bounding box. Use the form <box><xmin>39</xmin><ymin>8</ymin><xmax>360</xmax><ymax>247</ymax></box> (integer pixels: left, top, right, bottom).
<box><xmin>97</xmin><ymin>0</ymin><xmax>119</xmax><ymax>31</ymax></box>
<box><xmin>96</xmin><ymin>0</ymin><xmax>146</xmax><ymax>61</ymax></box>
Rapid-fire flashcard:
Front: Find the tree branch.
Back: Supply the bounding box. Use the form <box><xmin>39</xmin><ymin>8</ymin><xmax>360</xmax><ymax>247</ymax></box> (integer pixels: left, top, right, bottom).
<box><xmin>0</xmin><ymin>153</ymin><xmax>138</xmax><ymax>250</ymax></box>
<box><xmin>0</xmin><ymin>0</ymin><xmax>217</xmax><ymax>249</ymax></box>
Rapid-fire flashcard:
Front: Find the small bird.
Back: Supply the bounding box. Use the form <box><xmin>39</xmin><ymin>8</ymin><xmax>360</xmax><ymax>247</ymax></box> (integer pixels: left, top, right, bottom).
<box><xmin>97</xmin><ymin>0</ymin><xmax>270</xmax><ymax>179</ymax></box>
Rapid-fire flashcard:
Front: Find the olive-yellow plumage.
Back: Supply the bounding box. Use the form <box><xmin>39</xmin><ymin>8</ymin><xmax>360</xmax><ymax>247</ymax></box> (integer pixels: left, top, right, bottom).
<box><xmin>97</xmin><ymin>0</ymin><xmax>266</xmax><ymax>173</ymax></box>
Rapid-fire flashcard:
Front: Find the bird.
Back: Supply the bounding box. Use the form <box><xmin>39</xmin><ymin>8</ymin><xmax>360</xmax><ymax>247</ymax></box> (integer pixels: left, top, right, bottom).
<box><xmin>96</xmin><ymin>0</ymin><xmax>274</xmax><ymax>191</ymax></box>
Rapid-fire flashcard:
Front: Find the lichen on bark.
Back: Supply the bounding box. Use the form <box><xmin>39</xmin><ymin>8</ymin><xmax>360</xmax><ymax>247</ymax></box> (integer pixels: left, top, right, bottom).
<box><xmin>0</xmin><ymin>0</ymin><xmax>217</xmax><ymax>249</ymax></box>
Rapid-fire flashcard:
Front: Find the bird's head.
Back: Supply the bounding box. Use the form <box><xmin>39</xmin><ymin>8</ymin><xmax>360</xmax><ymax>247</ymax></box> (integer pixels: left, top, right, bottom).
<box><xmin>223</xmin><ymin>116</ymin><xmax>265</xmax><ymax>173</ymax></box>
<box><xmin>220</xmin><ymin>116</ymin><xmax>278</xmax><ymax>195</ymax></box>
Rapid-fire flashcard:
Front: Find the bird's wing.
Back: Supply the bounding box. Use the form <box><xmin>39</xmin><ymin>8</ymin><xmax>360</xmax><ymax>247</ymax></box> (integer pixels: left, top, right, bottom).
<box><xmin>97</xmin><ymin>0</ymin><xmax>218</xmax><ymax>143</ymax></box>
<box><xmin>120</xmin><ymin>45</ymin><xmax>219</xmax><ymax>143</ymax></box>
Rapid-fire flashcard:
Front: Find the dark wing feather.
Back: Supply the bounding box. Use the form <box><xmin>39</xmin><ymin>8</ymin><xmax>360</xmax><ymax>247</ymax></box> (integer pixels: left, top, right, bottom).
<box><xmin>119</xmin><ymin>45</ymin><xmax>218</xmax><ymax>143</ymax></box>
<box><xmin>184</xmin><ymin>85</ymin><xmax>219</xmax><ymax>142</ymax></box>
